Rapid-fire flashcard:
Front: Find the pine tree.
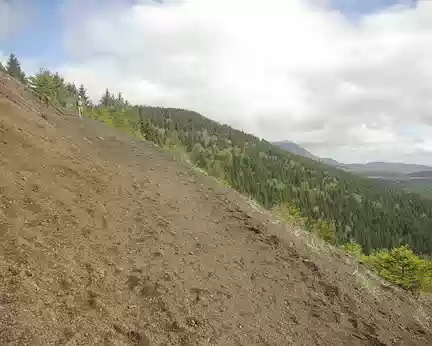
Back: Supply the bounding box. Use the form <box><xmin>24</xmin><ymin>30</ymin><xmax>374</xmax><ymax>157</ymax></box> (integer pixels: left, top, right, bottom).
<box><xmin>52</xmin><ymin>73</ymin><xmax>64</xmax><ymax>93</ymax></box>
<box><xmin>66</xmin><ymin>82</ymin><xmax>78</xmax><ymax>96</ymax></box>
<box><xmin>0</xmin><ymin>61</ymin><xmax>5</xmax><ymax>72</ymax></box>
<box><xmin>78</xmin><ymin>84</ymin><xmax>89</xmax><ymax>106</ymax></box>
<box><xmin>28</xmin><ymin>68</ymin><xmax>56</xmax><ymax>101</ymax></box>
<box><xmin>116</xmin><ymin>92</ymin><xmax>125</xmax><ymax>108</ymax></box>
<box><xmin>365</xmin><ymin>245</ymin><xmax>425</xmax><ymax>291</ymax></box>
<box><xmin>5</xmin><ymin>53</ymin><xmax>26</xmax><ymax>83</ymax></box>
<box><xmin>52</xmin><ymin>72</ymin><xmax>70</xmax><ymax>106</ymax></box>
<box><xmin>100</xmin><ymin>88</ymin><xmax>113</xmax><ymax>108</ymax></box>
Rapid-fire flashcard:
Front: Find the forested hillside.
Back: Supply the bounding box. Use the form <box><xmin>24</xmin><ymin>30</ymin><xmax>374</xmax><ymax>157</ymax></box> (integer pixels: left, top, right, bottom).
<box><xmin>3</xmin><ymin>53</ymin><xmax>432</xmax><ymax>274</ymax></box>
<box><xmin>136</xmin><ymin>106</ymin><xmax>432</xmax><ymax>256</ymax></box>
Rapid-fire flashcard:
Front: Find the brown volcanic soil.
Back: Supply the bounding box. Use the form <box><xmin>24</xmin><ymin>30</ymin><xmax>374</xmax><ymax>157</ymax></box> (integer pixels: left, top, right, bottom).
<box><xmin>0</xmin><ymin>72</ymin><xmax>431</xmax><ymax>346</ymax></box>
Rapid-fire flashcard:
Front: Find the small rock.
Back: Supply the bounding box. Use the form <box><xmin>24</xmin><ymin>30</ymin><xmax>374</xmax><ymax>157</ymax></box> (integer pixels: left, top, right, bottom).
<box><xmin>113</xmin><ymin>323</ymin><xmax>127</xmax><ymax>334</ymax></box>
<box><xmin>186</xmin><ymin>317</ymin><xmax>200</xmax><ymax>328</ymax></box>
<box><xmin>88</xmin><ymin>297</ymin><xmax>100</xmax><ymax>309</ymax></box>
<box><xmin>87</xmin><ymin>289</ymin><xmax>98</xmax><ymax>298</ymax></box>
<box><xmin>131</xmin><ymin>266</ymin><xmax>143</xmax><ymax>273</ymax></box>
<box><xmin>62</xmin><ymin>277</ymin><xmax>73</xmax><ymax>289</ymax></box>
<box><xmin>169</xmin><ymin>321</ymin><xmax>182</xmax><ymax>331</ymax></box>
<box><xmin>63</xmin><ymin>326</ymin><xmax>74</xmax><ymax>338</ymax></box>
<box><xmin>8</xmin><ymin>266</ymin><xmax>19</xmax><ymax>276</ymax></box>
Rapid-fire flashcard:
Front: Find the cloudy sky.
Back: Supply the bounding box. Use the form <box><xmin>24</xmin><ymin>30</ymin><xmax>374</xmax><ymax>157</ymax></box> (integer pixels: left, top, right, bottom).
<box><xmin>1</xmin><ymin>0</ymin><xmax>432</xmax><ymax>165</ymax></box>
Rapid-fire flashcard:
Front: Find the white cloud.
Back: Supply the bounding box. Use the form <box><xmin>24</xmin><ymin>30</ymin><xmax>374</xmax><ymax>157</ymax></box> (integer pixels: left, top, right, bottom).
<box><xmin>57</xmin><ymin>0</ymin><xmax>432</xmax><ymax>164</ymax></box>
<box><xmin>0</xmin><ymin>50</ymin><xmax>6</xmax><ymax>65</ymax></box>
<box><xmin>0</xmin><ymin>0</ymin><xmax>32</xmax><ymax>40</ymax></box>
<box><xmin>0</xmin><ymin>0</ymin><xmax>14</xmax><ymax>39</ymax></box>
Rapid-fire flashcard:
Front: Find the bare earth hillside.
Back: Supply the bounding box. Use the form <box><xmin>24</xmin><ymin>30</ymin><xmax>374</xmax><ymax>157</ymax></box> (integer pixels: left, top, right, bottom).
<box><xmin>0</xmin><ymin>73</ymin><xmax>431</xmax><ymax>345</ymax></box>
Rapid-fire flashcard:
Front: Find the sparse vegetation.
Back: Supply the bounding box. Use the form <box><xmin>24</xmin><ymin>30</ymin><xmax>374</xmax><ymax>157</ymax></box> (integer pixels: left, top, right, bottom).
<box><xmin>309</xmin><ymin>220</ymin><xmax>338</xmax><ymax>246</ymax></box>
<box><xmin>363</xmin><ymin>245</ymin><xmax>432</xmax><ymax>293</ymax></box>
<box><xmin>272</xmin><ymin>202</ymin><xmax>305</xmax><ymax>227</ymax></box>
<box><xmin>343</xmin><ymin>242</ymin><xmax>364</xmax><ymax>258</ymax></box>
<box><xmin>343</xmin><ymin>242</ymin><xmax>432</xmax><ymax>293</ymax></box>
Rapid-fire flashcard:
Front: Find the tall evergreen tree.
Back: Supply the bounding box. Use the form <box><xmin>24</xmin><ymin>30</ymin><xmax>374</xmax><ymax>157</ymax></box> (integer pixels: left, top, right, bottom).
<box><xmin>99</xmin><ymin>88</ymin><xmax>115</xmax><ymax>108</ymax></box>
<box><xmin>66</xmin><ymin>82</ymin><xmax>78</xmax><ymax>96</ymax></box>
<box><xmin>0</xmin><ymin>61</ymin><xmax>5</xmax><ymax>72</ymax></box>
<box><xmin>78</xmin><ymin>84</ymin><xmax>90</xmax><ymax>106</ymax></box>
<box><xmin>5</xmin><ymin>53</ymin><xmax>26</xmax><ymax>83</ymax></box>
<box><xmin>116</xmin><ymin>92</ymin><xmax>125</xmax><ymax>108</ymax></box>
<box><xmin>28</xmin><ymin>68</ymin><xmax>56</xmax><ymax>100</ymax></box>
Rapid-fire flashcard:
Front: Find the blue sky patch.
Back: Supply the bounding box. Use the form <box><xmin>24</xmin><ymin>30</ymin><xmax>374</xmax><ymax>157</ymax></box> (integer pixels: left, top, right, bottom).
<box><xmin>328</xmin><ymin>0</ymin><xmax>417</xmax><ymax>18</ymax></box>
<box><xmin>1</xmin><ymin>0</ymin><xmax>64</xmax><ymax>66</ymax></box>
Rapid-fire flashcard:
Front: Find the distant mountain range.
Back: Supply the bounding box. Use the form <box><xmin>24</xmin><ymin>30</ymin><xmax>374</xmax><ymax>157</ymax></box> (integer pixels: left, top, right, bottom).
<box><xmin>272</xmin><ymin>141</ymin><xmax>318</xmax><ymax>160</ymax></box>
<box><xmin>272</xmin><ymin>140</ymin><xmax>432</xmax><ymax>175</ymax></box>
<box><xmin>408</xmin><ymin>170</ymin><xmax>432</xmax><ymax>178</ymax></box>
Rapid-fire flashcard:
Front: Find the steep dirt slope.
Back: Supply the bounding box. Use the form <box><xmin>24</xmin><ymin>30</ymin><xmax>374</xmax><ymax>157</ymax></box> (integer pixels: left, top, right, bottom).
<box><xmin>0</xmin><ymin>74</ymin><xmax>431</xmax><ymax>345</ymax></box>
